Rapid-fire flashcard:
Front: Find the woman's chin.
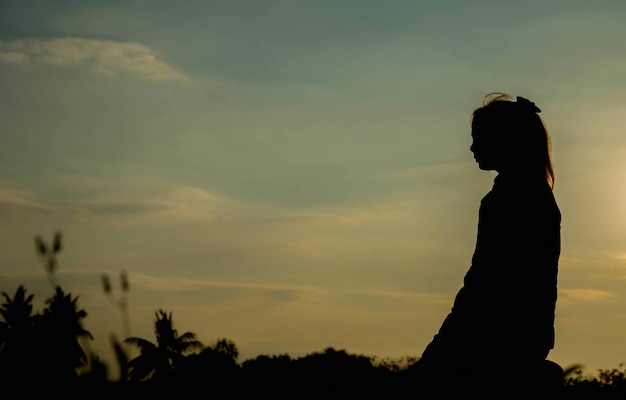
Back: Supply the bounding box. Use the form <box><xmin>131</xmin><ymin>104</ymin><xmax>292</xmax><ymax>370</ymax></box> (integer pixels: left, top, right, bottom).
<box><xmin>477</xmin><ymin>162</ymin><xmax>497</xmax><ymax>171</ymax></box>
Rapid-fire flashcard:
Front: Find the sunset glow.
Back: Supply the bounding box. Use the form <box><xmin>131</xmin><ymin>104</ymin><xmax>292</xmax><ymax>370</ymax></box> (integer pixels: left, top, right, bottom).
<box><xmin>2</xmin><ymin>0</ymin><xmax>626</xmax><ymax>381</ymax></box>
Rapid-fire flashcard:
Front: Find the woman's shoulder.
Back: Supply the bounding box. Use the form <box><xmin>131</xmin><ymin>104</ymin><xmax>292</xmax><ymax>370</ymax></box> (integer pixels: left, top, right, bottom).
<box><xmin>486</xmin><ymin>176</ymin><xmax>560</xmax><ymax>215</ymax></box>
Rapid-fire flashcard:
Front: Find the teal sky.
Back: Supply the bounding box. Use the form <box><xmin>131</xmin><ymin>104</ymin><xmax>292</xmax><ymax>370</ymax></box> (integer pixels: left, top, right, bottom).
<box><xmin>2</xmin><ymin>0</ymin><xmax>626</xmax><ymax>379</ymax></box>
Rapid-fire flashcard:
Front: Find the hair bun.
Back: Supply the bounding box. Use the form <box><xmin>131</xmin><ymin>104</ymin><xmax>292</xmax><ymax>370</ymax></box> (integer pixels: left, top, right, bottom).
<box><xmin>516</xmin><ymin>96</ymin><xmax>542</xmax><ymax>113</ymax></box>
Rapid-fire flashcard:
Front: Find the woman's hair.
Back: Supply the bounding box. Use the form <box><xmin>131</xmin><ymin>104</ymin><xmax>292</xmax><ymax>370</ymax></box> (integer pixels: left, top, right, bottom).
<box><xmin>471</xmin><ymin>92</ymin><xmax>555</xmax><ymax>189</ymax></box>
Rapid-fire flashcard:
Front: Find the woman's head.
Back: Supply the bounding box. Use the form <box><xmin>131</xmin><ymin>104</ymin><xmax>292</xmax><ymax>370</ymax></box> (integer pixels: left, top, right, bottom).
<box><xmin>470</xmin><ymin>92</ymin><xmax>554</xmax><ymax>188</ymax></box>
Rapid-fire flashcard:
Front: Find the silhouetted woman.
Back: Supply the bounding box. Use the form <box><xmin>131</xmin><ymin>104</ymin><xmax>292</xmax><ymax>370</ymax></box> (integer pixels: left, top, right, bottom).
<box><xmin>410</xmin><ymin>93</ymin><xmax>562</xmax><ymax>397</ymax></box>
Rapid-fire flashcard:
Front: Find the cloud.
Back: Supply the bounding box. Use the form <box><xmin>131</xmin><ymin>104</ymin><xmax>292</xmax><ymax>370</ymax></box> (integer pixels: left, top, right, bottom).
<box><xmin>129</xmin><ymin>272</ymin><xmax>319</xmax><ymax>299</ymax></box>
<box><xmin>43</xmin><ymin>173</ymin><xmax>217</xmax><ymax>224</ymax></box>
<box><xmin>0</xmin><ymin>188</ymin><xmax>53</xmax><ymax>222</ymax></box>
<box><xmin>0</xmin><ymin>51</ymin><xmax>29</xmax><ymax>64</ymax></box>
<box><xmin>610</xmin><ymin>253</ymin><xmax>626</xmax><ymax>268</ymax></box>
<box><xmin>0</xmin><ymin>175</ymin><xmax>224</xmax><ymax>227</ymax></box>
<box><xmin>283</xmin><ymin>235</ymin><xmax>357</xmax><ymax>255</ymax></box>
<box><xmin>79</xmin><ymin>201</ymin><xmax>170</xmax><ymax>217</ymax></box>
<box><xmin>126</xmin><ymin>271</ymin><xmax>451</xmax><ymax>307</ymax></box>
<box><xmin>0</xmin><ymin>188</ymin><xmax>50</xmax><ymax>209</ymax></box>
<box><xmin>74</xmin><ymin>186</ymin><xmax>219</xmax><ymax>224</ymax></box>
<box><xmin>559</xmin><ymin>288</ymin><xmax>618</xmax><ymax>303</ymax></box>
<box><xmin>0</xmin><ymin>37</ymin><xmax>188</xmax><ymax>82</ymax></box>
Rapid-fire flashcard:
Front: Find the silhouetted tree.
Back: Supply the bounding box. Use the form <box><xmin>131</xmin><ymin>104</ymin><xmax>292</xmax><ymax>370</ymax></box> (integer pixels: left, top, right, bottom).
<box><xmin>37</xmin><ymin>287</ymin><xmax>93</xmax><ymax>385</ymax></box>
<box><xmin>239</xmin><ymin>348</ymin><xmax>399</xmax><ymax>399</ymax></box>
<box><xmin>174</xmin><ymin>337</ymin><xmax>241</xmax><ymax>396</ymax></box>
<box><xmin>240</xmin><ymin>354</ymin><xmax>295</xmax><ymax>397</ymax></box>
<box><xmin>124</xmin><ymin>309</ymin><xmax>203</xmax><ymax>383</ymax></box>
<box><xmin>294</xmin><ymin>347</ymin><xmax>379</xmax><ymax>397</ymax></box>
<box><xmin>214</xmin><ymin>337</ymin><xmax>239</xmax><ymax>361</ymax></box>
<box><xmin>0</xmin><ymin>285</ymin><xmax>37</xmax><ymax>349</ymax></box>
<box><xmin>0</xmin><ymin>285</ymin><xmax>40</xmax><ymax>386</ymax></box>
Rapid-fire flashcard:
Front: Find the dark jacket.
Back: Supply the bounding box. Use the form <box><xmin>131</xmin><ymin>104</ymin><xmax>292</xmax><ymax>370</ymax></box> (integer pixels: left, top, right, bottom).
<box><xmin>420</xmin><ymin>172</ymin><xmax>561</xmax><ymax>367</ymax></box>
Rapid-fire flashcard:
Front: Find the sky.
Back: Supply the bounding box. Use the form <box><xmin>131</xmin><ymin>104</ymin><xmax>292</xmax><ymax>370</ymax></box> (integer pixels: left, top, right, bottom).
<box><xmin>2</xmin><ymin>0</ymin><xmax>626</xmax><ymax>380</ymax></box>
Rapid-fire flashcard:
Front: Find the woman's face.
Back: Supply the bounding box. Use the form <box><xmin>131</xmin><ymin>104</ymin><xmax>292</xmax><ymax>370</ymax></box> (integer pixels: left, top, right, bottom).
<box><xmin>470</xmin><ymin>120</ymin><xmax>502</xmax><ymax>171</ymax></box>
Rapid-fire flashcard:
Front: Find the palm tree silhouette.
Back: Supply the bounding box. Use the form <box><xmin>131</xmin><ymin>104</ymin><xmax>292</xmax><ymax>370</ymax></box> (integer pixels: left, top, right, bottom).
<box><xmin>0</xmin><ymin>285</ymin><xmax>37</xmax><ymax>348</ymax></box>
<box><xmin>124</xmin><ymin>309</ymin><xmax>203</xmax><ymax>382</ymax></box>
<box><xmin>38</xmin><ymin>287</ymin><xmax>93</xmax><ymax>383</ymax></box>
<box><xmin>0</xmin><ymin>286</ymin><xmax>40</xmax><ymax>384</ymax></box>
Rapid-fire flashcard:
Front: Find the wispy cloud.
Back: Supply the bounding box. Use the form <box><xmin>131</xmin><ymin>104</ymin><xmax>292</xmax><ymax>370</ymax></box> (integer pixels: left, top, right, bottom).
<box><xmin>48</xmin><ymin>174</ymin><xmax>216</xmax><ymax>224</ymax></box>
<box><xmin>129</xmin><ymin>272</ymin><xmax>322</xmax><ymax>299</ymax></box>
<box><xmin>73</xmin><ymin>185</ymin><xmax>219</xmax><ymax>225</ymax></box>
<box><xmin>0</xmin><ymin>188</ymin><xmax>52</xmax><ymax>222</ymax></box>
<box><xmin>0</xmin><ymin>37</ymin><xmax>188</xmax><ymax>82</ymax></box>
<box><xmin>0</xmin><ymin>175</ymin><xmax>222</xmax><ymax>226</ymax></box>
<box><xmin>282</xmin><ymin>235</ymin><xmax>357</xmax><ymax>255</ymax></box>
<box><xmin>559</xmin><ymin>288</ymin><xmax>618</xmax><ymax>303</ymax></box>
<box><xmin>0</xmin><ymin>188</ymin><xmax>50</xmax><ymax>209</ymax></box>
<box><xmin>126</xmin><ymin>271</ymin><xmax>452</xmax><ymax>305</ymax></box>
